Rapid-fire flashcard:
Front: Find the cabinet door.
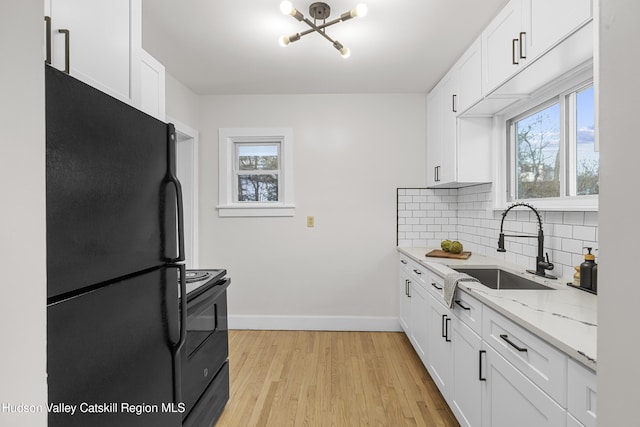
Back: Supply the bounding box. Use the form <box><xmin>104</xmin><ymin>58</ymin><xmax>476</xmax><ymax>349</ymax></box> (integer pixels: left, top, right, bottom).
<box><xmin>409</xmin><ymin>282</ymin><xmax>430</xmax><ymax>364</ymax></box>
<box><xmin>567</xmin><ymin>413</ymin><xmax>585</xmax><ymax>427</ymax></box>
<box><xmin>426</xmin><ymin>88</ymin><xmax>442</xmax><ymax>187</ymax></box>
<box><xmin>567</xmin><ymin>358</ymin><xmax>596</xmax><ymax>427</ymax></box>
<box><xmin>482</xmin><ymin>0</ymin><xmax>524</xmax><ymax>94</ymax></box>
<box><xmin>140</xmin><ymin>49</ymin><xmax>166</xmax><ymax>121</ymax></box>
<box><xmin>451</xmin><ymin>318</ymin><xmax>483</xmax><ymax>427</ymax></box>
<box><xmin>482</xmin><ymin>345</ymin><xmax>565</xmax><ymax>427</ymax></box>
<box><xmin>525</xmin><ymin>0</ymin><xmax>592</xmax><ymax>62</ymax></box>
<box><xmin>439</xmin><ymin>72</ymin><xmax>457</xmax><ymax>185</ymax></box>
<box><xmin>456</xmin><ymin>37</ymin><xmax>483</xmax><ymax>114</ymax></box>
<box><xmin>49</xmin><ymin>0</ymin><xmax>141</xmax><ymax>104</ymax></box>
<box><xmin>426</xmin><ymin>293</ymin><xmax>453</xmax><ymax>401</ymax></box>
<box><xmin>399</xmin><ymin>269</ymin><xmax>411</xmax><ymax>334</ymax></box>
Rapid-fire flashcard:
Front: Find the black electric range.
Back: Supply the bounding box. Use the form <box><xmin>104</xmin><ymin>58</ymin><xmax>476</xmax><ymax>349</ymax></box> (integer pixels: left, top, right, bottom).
<box><xmin>179</xmin><ymin>269</ymin><xmax>230</xmax><ymax>427</ymax></box>
<box><xmin>181</xmin><ymin>269</ymin><xmax>226</xmax><ymax>299</ymax></box>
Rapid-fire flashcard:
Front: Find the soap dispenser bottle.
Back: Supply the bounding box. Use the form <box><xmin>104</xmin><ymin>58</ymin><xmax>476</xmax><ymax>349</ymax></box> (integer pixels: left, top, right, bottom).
<box><xmin>580</xmin><ymin>247</ymin><xmax>595</xmax><ymax>291</ymax></box>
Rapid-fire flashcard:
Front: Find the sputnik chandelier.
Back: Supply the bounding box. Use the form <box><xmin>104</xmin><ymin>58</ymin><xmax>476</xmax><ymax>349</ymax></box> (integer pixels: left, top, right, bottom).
<box><xmin>278</xmin><ymin>1</ymin><xmax>368</xmax><ymax>58</ymax></box>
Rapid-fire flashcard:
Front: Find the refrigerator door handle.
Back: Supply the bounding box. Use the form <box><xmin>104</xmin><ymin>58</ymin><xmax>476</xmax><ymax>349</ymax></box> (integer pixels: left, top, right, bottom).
<box><xmin>166</xmin><ymin>124</ymin><xmax>185</xmax><ymax>263</ymax></box>
<box><xmin>168</xmin><ymin>263</ymin><xmax>187</xmax><ymax>405</ymax></box>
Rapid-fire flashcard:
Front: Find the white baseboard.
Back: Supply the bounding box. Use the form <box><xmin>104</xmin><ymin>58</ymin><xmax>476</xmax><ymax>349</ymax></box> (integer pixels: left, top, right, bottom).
<box><xmin>228</xmin><ymin>315</ymin><xmax>402</xmax><ymax>332</ymax></box>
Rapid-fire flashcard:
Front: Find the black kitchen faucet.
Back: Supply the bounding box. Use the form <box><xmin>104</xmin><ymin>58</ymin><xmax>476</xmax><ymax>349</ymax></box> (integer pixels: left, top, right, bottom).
<box><xmin>497</xmin><ymin>202</ymin><xmax>556</xmax><ymax>279</ymax></box>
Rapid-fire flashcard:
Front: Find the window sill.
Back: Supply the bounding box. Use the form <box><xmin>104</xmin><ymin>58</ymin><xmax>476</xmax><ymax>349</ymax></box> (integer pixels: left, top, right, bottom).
<box><xmin>217</xmin><ymin>204</ymin><xmax>296</xmax><ymax>217</ymax></box>
<box><xmin>493</xmin><ymin>196</ymin><xmax>598</xmax><ymax>212</ymax></box>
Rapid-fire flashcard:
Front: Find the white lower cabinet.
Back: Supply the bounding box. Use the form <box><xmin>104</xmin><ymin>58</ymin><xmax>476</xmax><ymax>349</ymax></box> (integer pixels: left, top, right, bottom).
<box><xmin>398</xmin><ymin>258</ymin><xmax>411</xmax><ymax>334</ymax></box>
<box><xmin>451</xmin><ymin>317</ymin><xmax>482</xmax><ymax>427</ymax></box>
<box><xmin>409</xmin><ymin>281</ymin><xmax>430</xmax><ymax>364</ymax></box>
<box><xmin>567</xmin><ymin>413</ymin><xmax>585</xmax><ymax>427</ymax></box>
<box><xmin>482</xmin><ymin>344</ymin><xmax>566</xmax><ymax>427</ymax></box>
<box><xmin>425</xmin><ymin>292</ymin><xmax>453</xmax><ymax>401</ymax></box>
<box><xmin>397</xmin><ymin>255</ymin><xmax>596</xmax><ymax>427</ymax></box>
<box><xmin>567</xmin><ymin>358</ymin><xmax>596</xmax><ymax>427</ymax></box>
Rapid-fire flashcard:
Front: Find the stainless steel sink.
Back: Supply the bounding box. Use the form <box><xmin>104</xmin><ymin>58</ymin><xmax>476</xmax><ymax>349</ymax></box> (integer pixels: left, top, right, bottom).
<box><xmin>452</xmin><ymin>268</ymin><xmax>554</xmax><ymax>290</ymax></box>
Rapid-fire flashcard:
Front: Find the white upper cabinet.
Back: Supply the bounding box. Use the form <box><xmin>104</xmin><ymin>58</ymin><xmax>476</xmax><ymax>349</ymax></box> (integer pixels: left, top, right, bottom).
<box><xmin>481</xmin><ymin>0</ymin><xmax>593</xmax><ymax>98</ymax></box>
<box><xmin>45</xmin><ymin>0</ymin><xmax>142</xmax><ymax>105</ymax></box>
<box><xmin>455</xmin><ymin>37</ymin><xmax>483</xmax><ymax>115</ymax></box>
<box><xmin>482</xmin><ymin>0</ymin><xmax>527</xmax><ymax>95</ymax></box>
<box><xmin>525</xmin><ymin>0</ymin><xmax>593</xmax><ymax>62</ymax></box>
<box><xmin>140</xmin><ymin>48</ymin><xmax>166</xmax><ymax>121</ymax></box>
<box><xmin>44</xmin><ymin>0</ymin><xmax>168</xmax><ymax>120</ymax></box>
<box><xmin>426</xmin><ymin>75</ymin><xmax>492</xmax><ymax>188</ymax></box>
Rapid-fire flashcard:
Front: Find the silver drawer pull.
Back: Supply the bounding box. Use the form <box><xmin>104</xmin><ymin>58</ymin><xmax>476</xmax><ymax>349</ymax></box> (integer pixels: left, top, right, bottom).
<box><xmin>500</xmin><ymin>334</ymin><xmax>527</xmax><ymax>352</ymax></box>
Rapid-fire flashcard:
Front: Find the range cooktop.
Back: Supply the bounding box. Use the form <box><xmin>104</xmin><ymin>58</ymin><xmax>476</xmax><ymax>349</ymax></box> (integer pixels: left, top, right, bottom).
<box><xmin>180</xmin><ymin>269</ymin><xmax>226</xmax><ymax>297</ymax></box>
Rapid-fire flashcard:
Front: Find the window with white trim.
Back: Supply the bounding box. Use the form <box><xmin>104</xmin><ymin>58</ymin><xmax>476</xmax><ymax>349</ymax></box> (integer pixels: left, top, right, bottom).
<box><xmin>504</xmin><ymin>79</ymin><xmax>598</xmax><ymax>209</ymax></box>
<box><xmin>218</xmin><ymin>128</ymin><xmax>295</xmax><ymax>217</ymax></box>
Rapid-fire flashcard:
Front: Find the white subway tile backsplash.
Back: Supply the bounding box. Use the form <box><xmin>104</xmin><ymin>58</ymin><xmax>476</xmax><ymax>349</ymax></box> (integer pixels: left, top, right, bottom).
<box><xmin>563</xmin><ymin>211</ymin><xmax>585</xmax><ymax>225</ymax></box>
<box><xmin>397</xmin><ymin>184</ymin><xmax>599</xmax><ymax>282</ymax></box>
<box><xmin>573</xmin><ymin>226</ymin><xmax>596</xmax><ymax>241</ymax></box>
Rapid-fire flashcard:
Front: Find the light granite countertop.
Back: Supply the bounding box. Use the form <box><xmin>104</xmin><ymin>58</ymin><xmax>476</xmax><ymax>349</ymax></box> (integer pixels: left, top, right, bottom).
<box><xmin>398</xmin><ymin>247</ymin><xmax>598</xmax><ymax>371</ymax></box>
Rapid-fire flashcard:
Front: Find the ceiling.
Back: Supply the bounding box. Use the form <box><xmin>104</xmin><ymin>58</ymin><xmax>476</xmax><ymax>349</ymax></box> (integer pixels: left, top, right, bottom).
<box><xmin>141</xmin><ymin>0</ymin><xmax>507</xmax><ymax>95</ymax></box>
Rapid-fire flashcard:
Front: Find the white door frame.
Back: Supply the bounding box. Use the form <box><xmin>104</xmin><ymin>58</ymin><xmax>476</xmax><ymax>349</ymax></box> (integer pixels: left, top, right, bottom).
<box><xmin>168</xmin><ymin>116</ymin><xmax>199</xmax><ymax>268</ymax></box>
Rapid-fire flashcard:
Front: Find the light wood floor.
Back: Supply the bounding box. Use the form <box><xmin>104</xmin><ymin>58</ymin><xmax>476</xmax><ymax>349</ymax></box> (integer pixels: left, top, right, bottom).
<box><xmin>216</xmin><ymin>330</ymin><xmax>459</xmax><ymax>427</ymax></box>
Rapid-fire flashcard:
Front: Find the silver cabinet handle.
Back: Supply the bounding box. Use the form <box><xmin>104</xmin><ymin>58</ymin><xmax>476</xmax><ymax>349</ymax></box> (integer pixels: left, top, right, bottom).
<box><xmin>58</xmin><ymin>29</ymin><xmax>70</xmax><ymax>73</ymax></box>
<box><xmin>44</xmin><ymin>16</ymin><xmax>52</xmax><ymax>64</ymax></box>
<box><xmin>452</xmin><ymin>94</ymin><xmax>457</xmax><ymax>113</ymax></box>
<box><xmin>512</xmin><ymin>38</ymin><xmax>519</xmax><ymax>65</ymax></box>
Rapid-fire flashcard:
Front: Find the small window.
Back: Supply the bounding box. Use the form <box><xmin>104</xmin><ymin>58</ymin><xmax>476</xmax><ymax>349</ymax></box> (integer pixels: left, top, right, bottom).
<box><xmin>218</xmin><ymin>128</ymin><xmax>294</xmax><ymax>217</ymax></box>
<box><xmin>235</xmin><ymin>143</ymin><xmax>280</xmax><ymax>202</ymax></box>
<box><xmin>507</xmin><ymin>82</ymin><xmax>598</xmax><ymax>205</ymax></box>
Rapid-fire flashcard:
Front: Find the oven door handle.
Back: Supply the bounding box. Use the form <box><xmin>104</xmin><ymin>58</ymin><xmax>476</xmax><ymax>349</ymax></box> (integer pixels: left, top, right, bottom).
<box><xmin>168</xmin><ymin>263</ymin><xmax>187</xmax><ymax>405</ymax></box>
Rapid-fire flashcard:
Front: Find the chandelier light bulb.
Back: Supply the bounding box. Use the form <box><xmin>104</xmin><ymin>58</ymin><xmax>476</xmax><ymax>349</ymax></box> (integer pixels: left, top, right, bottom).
<box><xmin>355</xmin><ymin>3</ymin><xmax>368</xmax><ymax>18</ymax></box>
<box><xmin>279</xmin><ymin>35</ymin><xmax>289</xmax><ymax>47</ymax></box>
<box><xmin>340</xmin><ymin>47</ymin><xmax>351</xmax><ymax>58</ymax></box>
<box><xmin>280</xmin><ymin>1</ymin><xmax>294</xmax><ymax>15</ymax></box>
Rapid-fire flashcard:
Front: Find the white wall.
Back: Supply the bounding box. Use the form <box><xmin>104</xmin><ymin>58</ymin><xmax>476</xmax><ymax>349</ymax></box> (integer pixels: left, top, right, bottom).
<box><xmin>198</xmin><ymin>94</ymin><xmax>425</xmax><ymax>330</ymax></box>
<box><xmin>0</xmin><ymin>0</ymin><xmax>47</xmax><ymax>425</ymax></box>
<box><xmin>165</xmin><ymin>72</ymin><xmax>201</xmax><ymax>130</ymax></box>
<box><xmin>597</xmin><ymin>0</ymin><xmax>640</xmax><ymax>424</ymax></box>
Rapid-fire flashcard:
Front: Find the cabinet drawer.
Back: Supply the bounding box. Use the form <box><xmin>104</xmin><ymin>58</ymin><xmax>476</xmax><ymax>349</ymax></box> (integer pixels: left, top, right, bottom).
<box><xmin>451</xmin><ymin>290</ymin><xmax>482</xmax><ymax>336</ymax></box>
<box><xmin>426</xmin><ymin>271</ymin><xmax>445</xmax><ymax>300</ymax></box>
<box><xmin>567</xmin><ymin>358</ymin><xmax>596</xmax><ymax>427</ymax></box>
<box><xmin>483</xmin><ymin>306</ymin><xmax>567</xmax><ymax>406</ymax></box>
<box><xmin>399</xmin><ymin>254</ymin><xmax>411</xmax><ymax>273</ymax></box>
<box><xmin>409</xmin><ymin>261</ymin><xmax>427</xmax><ymax>288</ymax></box>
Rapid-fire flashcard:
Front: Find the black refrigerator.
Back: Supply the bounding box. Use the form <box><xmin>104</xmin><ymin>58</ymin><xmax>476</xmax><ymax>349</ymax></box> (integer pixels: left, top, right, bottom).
<box><xmin>46</xmin><ymin>65</ymin><xmax>186</xmax><ymax>427</ymax></box>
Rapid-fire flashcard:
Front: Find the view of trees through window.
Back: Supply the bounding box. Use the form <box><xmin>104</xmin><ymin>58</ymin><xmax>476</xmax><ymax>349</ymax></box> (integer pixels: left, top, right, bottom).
<box><xmin>515</xmin><ymin>103</ymin><xmax>561</xmax><ymax>199</ymax></box>
<box><xmin>236</xmin><ymin>144</ymin><xmax>279</xmax><ymax>202</ymax></box>
<box><xmin>513</xmin><ymin>84</ymin><xmax>598</xmax><ymax>200</ymax></box>
<box><xmin>575</xmin><ymin>86</ymin><xmax>598</xmax><ymax>195</ymax></box>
